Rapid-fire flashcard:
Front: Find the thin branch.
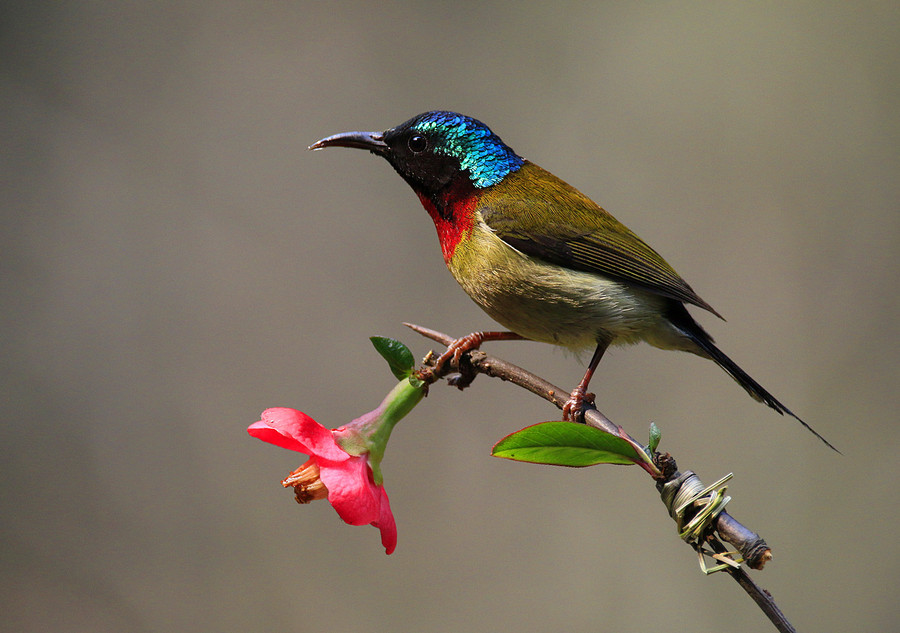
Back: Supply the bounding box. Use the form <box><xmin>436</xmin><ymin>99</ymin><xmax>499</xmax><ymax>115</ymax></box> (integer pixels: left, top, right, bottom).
<box><xmin>405</xmin><ymin>322</ymin><xmax>790</xmax><ymax>633</ymax></box>
<box><xmin>708</xmin><ymin>538</ymin><xmax>796</xmax><ymax>633</ymax></box>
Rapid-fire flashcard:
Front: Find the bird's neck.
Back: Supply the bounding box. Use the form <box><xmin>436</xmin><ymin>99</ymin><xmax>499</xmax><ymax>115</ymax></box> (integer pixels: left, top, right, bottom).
<box><xmin>415</xmin><ymin>179</ymin><xmax>481</xmax><ymax>264</ymax></box>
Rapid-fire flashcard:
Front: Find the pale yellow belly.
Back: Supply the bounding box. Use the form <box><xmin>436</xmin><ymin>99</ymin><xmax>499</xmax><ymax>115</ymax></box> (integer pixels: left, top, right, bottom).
<box><xmin>447</xmin><ymin>223</ymin><xmax>694</xmax><ymax>354</ymax></box>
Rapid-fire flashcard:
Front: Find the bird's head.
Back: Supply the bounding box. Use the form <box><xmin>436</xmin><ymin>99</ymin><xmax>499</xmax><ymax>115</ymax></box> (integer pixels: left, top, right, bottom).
<box><xmin>310</xmin><ymin>111</ymin><xmax>524</xmax><ymax>203</ymax></box>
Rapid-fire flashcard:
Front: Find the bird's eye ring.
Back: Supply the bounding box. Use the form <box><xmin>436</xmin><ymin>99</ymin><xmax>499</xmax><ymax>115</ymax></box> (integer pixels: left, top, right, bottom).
<box><xmin>407</xmin><ymin>134</ymin><xmax>428</xmax><ymax>153</ymax></box>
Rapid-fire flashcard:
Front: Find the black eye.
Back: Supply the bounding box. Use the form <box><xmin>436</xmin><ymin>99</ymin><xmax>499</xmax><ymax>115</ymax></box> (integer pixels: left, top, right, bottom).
<box><xmin>407</xmin><ymin>134</ymin><xmax>428</xmax><ymax>153</ymax></box>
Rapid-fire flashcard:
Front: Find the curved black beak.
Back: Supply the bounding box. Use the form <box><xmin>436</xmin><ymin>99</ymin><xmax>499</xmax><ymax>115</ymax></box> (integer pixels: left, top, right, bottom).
<box><xmin>308</xmin><ymin>130</ymin><xmax>388</xmax><ymax>155</ymax></box>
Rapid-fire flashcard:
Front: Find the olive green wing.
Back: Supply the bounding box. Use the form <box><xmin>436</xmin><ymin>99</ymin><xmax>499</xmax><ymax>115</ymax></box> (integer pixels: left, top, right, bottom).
<box><xmin>480</xmin><ymin>162</ymin><xmax>722</xmax><ymax>318</ymax></box>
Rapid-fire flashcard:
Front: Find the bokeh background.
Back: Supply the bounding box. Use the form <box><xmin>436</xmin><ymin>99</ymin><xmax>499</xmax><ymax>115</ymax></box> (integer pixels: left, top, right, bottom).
<box><xmin>3</xmin><ymin>2</ymin><xmax>898</xmax><ymax>632</ymax></box>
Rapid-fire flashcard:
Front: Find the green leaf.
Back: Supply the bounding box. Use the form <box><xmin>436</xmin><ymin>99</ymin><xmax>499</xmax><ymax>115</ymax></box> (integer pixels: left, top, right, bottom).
<box><xmin>370</xmin><ymin>336</ymin><xmax>415</xmax><ymax>380</ymax></box>
<box><xmin>648</xmin><ymin>422</ymin><xmax>661</xmax><ymax>453</ymax></box>
<box><xmin>491</xmin><ymin>421</ymin><xmax>644</xmax><ymax>467</ymax></box>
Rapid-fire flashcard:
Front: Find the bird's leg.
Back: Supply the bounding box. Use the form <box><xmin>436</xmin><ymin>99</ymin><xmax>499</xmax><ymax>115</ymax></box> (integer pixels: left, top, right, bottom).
<box><xmin>563</xmin><ymin>340</ymin><xmax>610</xmax><ymax>421</ymax></box>
<box><xmin>433</xmin><ymin>331</ymin><xmax>524</xmax><ymax>373</ymax></box>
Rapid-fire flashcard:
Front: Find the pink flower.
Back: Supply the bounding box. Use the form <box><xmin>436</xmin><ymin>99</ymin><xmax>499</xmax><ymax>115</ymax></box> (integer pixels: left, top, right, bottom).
<box><xmin>248</xmin><ymin>407</ymin><xmax>397</xmax><ymax>555</ymax></box>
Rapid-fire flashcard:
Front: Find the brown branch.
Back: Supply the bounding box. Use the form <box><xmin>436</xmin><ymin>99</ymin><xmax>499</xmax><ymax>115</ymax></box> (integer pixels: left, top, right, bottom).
<box><xmin>708</xmin><ymin>538</ymin><xmax>796</xmax><ymax>633</ymax></box>
<box><xmin>405</xmin><ymin>322</ymin><xmax>790</xmax><ymax>633</ymax></box>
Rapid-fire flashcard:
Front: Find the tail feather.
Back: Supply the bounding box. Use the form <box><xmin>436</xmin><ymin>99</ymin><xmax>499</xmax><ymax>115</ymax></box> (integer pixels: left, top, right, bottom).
<box><xmin>669</xmin><ymin>305</ymin><xmax>839</xmax><ymax>453</ymax></box>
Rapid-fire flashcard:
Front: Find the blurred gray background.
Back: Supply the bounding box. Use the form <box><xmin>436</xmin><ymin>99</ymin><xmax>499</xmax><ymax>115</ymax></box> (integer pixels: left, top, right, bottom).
<box><xmin>2</xmin><ymin>2</ymin><xmax>898</xmax><ymax>632</ymax></box>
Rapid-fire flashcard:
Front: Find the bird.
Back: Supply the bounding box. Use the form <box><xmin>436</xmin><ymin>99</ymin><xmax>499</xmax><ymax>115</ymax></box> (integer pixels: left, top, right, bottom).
<box><xmin>309</xmin><ymin>110</ymin><xmax>836</xmax><ymax>451</ymax></box>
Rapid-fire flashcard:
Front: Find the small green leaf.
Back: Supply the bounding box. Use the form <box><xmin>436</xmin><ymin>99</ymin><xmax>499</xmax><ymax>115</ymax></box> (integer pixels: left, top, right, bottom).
<box><xmin>491</xmin><ymin>421</ymin><xmax>644</xmax><ymax>467</ymax></box>
<box><xmin>370</xmin><ymin>336</ymin><xmax>415</xmax><ymax>380</ymax></box>
<box><xmin>648</xmin><ymin>422</ymin><xmax>661</xmax><ymax>453</ymax></box>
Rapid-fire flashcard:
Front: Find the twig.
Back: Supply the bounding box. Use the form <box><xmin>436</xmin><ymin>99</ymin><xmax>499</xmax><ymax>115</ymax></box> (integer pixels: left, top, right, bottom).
<box><xmin>405</xmin><ymin>322</ymin><xmax>791</xmax><ymax>633</ymax></box>
<box><xmin>708</xmin><ymin>539</ymin><xmax>796</xmax><ymax>633</ymax></box>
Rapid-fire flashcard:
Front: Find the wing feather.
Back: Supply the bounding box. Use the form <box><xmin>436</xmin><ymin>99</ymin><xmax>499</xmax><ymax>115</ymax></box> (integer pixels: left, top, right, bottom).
<box><xmin>481</xmin><ymin>162</ymin><xmax>722</xmax><ymax>318</ymax></box>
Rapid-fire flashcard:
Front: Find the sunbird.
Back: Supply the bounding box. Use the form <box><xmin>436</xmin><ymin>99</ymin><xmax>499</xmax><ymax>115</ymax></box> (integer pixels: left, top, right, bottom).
<box><xmin>310</xmin><ymin>111</ymin><xmax>835</xmax><ymax>451</ymax></box>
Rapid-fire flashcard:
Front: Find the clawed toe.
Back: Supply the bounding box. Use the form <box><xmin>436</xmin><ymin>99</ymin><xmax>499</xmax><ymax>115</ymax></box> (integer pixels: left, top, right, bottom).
<box><xmin>562</xmin><ymin>388</ymin><xmax>595</xmax><ymax>421</ymax></box>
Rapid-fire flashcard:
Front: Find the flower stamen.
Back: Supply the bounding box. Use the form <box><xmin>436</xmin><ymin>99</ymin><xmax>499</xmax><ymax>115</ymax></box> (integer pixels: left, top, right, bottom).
<box><xmin>282</xmin><ymin>459</ymin><xmax>329</xmax><ymax>504</ymax></box>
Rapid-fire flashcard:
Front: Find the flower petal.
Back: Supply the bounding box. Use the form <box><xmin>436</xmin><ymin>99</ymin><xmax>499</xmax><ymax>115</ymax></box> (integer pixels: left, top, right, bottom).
<box><xmin>247</xmin><ymin>420</ymin><xmax>307</xmax><ymax>452</ymax></box>
<box><xmin>318</xmin><ymin>455</ymin><xmax>397</xmax><ymax>554</ymax></box>
<box><xmin>318</xmin><ymin>456</ymin><xmax>381</xmax><ymax>521</ymax></box>
<box><xmin>248</xmin><ymin>408</ymin><xmax>348</xmax><ymax>461</ymax></box>
<box><xmin>373</xmin><ymin>486</ymin><xmax>397</xmax><ymax>555</ymax></box>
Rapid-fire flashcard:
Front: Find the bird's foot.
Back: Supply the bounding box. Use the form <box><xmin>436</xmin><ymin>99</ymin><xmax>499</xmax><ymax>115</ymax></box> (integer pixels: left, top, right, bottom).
<box><xmin>423</xmin><ymin>332</ymin><xmax>486</xmax><ymax>391</ymax></box>
<box><xmin>433</xmin><ymin>332</ymin><xmax>487</xmax><ymax>373</ymax></box>
<box><xmin>432</xmin><ymin>331</ymin><xmax>523</xmax><ymax>374</ymax></box>
<box><xmin>562</xmin><ymin>387</ymin><xmax>595</xmax><ymax>422</ymax></box>
<box><xmin>428</xmin><ymin>331</ymin><xmax>523</xmax><ymax>390</ymax></box>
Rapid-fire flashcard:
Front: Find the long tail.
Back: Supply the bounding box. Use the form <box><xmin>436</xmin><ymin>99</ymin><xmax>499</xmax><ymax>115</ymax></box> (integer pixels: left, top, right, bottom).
<box><xmin>668</xmin><ymin>304</ymin><xmax>839</xmax><ymax>453</ymax></box>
